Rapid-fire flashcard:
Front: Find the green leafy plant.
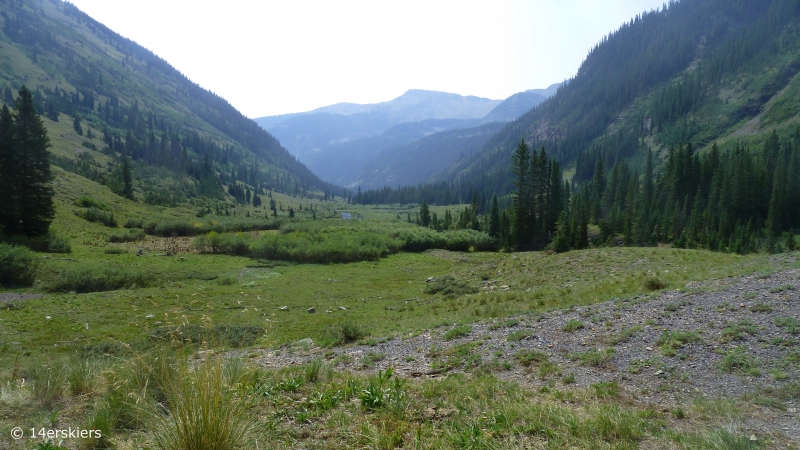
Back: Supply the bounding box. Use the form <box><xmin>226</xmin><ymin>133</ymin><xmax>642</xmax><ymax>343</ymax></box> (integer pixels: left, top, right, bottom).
<box><xmin>0</xmin><ymin>243</ymin><xmax>39</xmax><ymax>286</ymax></box>
<box><xmin>444</xmin><ymin>324</ymin><xmax>472</xmax><ymax>340</ymax></box>
<box><xmin>562</xmin><ymin>319</ymin><xmax>585</xmax><ymax>332</ymax></box>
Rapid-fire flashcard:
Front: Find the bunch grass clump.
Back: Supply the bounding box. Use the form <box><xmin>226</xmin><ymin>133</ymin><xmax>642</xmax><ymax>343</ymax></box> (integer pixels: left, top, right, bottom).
<box><xmin>320</xmin><ymin>320</ymin><xmax>368</xmax><ymax>347</ymax></box>
<box><xmin>150</xmin><ymin>355</ymin><xmax>258</xmax><ymax>450</ymax></box>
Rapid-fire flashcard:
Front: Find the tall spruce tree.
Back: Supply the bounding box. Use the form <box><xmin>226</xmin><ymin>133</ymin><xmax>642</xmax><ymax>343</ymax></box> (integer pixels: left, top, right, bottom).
<box><xmin>6</xmin><ymin>86</ymin><xmax>54</xmax><ymax>237</ymax></box>
<box><xmin>511</xmin><ymin>139</ymin><xmax>531</xmax><ymax>248</ymax></box>
<box><xmin>0</xmin><ymin>105</ymin><xmax>15</xmax><ymax>235</ymax></box>
<box><xmin>488</xmin><ymin>194</ymin><xmax>500</xmax><ymax>239</ymax></box>
<box><xmin>419</xmin><ymin>201</ymin><xmax>431</xmax><ymax>228</ymax></box>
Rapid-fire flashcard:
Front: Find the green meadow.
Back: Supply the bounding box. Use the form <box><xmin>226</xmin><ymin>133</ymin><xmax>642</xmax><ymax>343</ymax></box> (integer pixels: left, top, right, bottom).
<box><xmin>1</xmin><ymin>130</ymin><xmax>797</xmax><ymax>449</ymax></box>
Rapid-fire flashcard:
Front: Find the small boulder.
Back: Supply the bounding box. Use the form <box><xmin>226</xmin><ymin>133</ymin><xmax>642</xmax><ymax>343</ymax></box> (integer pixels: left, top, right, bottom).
<box><xmin>338</xmin><ymin>306</ymin><xmax>347</xmax><ymax>311</ymax></box>
<box><xmin>308</xmin><ymin>307</ymin><xmax>316</xmax><ymax>313</ymax></box>
<box><xmin>426</xmin><ymin>277</ymin><xmax>434</xmax><ymax>283</ymax></box>
<box><xmin>279</xmin><ymin>306</ymin><xmax>289</xmax><ymax>311</ymax></box>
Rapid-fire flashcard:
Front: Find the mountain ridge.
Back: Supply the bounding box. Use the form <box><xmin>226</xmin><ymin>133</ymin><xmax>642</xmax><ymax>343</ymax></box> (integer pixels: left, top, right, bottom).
<box><xmin>0</xmin><ymin>0</ymin><xmax>339</xmax><ymax>202</ymax></box>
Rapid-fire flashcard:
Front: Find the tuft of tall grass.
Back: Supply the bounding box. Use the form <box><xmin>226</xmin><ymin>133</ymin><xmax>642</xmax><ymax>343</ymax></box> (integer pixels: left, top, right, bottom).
<box><xmin>149</xmin><ymin>355</ymin><xmax>258</xmax><ymax>450</ymax></box>
<box><xmin>68</xmin><ymin>358</ymin><xmax>99</xmax><ymax>397</ymax></box>
<box><xmin>443</xmin><ymin>324</ymin><xmax>472</xmax><ymax>340</ymax></box>
<box><xmin>29</xmin><ymin>361</ymin><xmax>69</xmax><ymax>408</ymax></box>
<box><xmin>148</xmin><ymin>324</ymin><xmax>264</xmax><ymax>349</ymax></box>
<box><xmin>304</xmin><ymin>359</ymin><xmax>325</xmax><ymax>383</ymax></box>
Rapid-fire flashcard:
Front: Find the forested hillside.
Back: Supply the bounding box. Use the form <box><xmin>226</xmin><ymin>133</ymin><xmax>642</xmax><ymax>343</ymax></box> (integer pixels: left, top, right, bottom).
<box><xmin>352</xmin><ymin>122</ymin><xmax>505</xmax><ymax>190</ymax></box>
<box><xmin>306</xmin><ymin>118</ymin><xmax>480</xmax><ymax>187</ymax></box>
<box><xmin>425</xmin><ymin>0</ymin><xmax>800</xmax><ymax>203</ymax></box>
<box><xmin>0</xmin><ymin>0</ymin><xmax>340</xmax><ymax>204</ymax></box>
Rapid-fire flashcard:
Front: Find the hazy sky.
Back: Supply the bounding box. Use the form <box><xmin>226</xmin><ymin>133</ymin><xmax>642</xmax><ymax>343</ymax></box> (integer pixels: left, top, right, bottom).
<box><xmin>67</xmin><ymin>0</ymin><xmax>666</xmax><ymax>118</ymax></box>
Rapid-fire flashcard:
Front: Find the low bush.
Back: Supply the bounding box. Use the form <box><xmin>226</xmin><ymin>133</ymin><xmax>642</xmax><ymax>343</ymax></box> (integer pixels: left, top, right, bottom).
<box><xmin>217</xmin><ymin>275</ymin><xmax>237</xmax><ymax>286</ymax></box>
<box><xmin>424</xmin><ymin>275</ymin><xmax>478</xmax><ymax>298</ymax></box>
<box><xmin>195</xmin><ymin>231</ymin><xmax>250</xmax><ymax>256</ymax></box>
<box><xmin>146</xmin><ymin>217</ymin><xmax>282</xmax><ymax>237</ymax></box>
<box><xmin>124</xmin><ymin>217</ymin><xmax>144</xmax><ymax>228</ymax></box>
<box><xmin>45</xmin><ymin>233</ymin><xmax>72</xmax><ymax>253</ymax></box>
<box><xmin>195</xmin><ymin>221</ymin><xmax>497</xmax><ymax>263</ymax></box>
<box><xmin>46</xmin><ymin>266</ymin><xmax>149</xmax><ymax>293</ymax></box>
<box><xmin>0</xmin><ymin>243</ymin><xmax>39</xmax><ymax>286</ymax></box>
<box><xmin>5</xmin><ymin>231</ymin><xmax>71</xmax><ymax>253</ymax></box>
<box><xmin>643</xmin><ymin>277</ymin><xmax>668</xmax><ymax>291</ymax></box>
<box><xmin>250</xmin><ymin>229</ymin><xmax>399</xmax><ymax>263</ymax></box>
<box><xmin>75</xmin><ymin>195</ymin><xmax>110</xmax><ymax>210</ymax></box>
<box><xmin>104</xmin><ymin>247</ymin><xmax>127</xmax><ymax>254</ymax></box>
<box><xmin>320</xmin><ymin>321</ymin><xmax>368</xmax><ymax>347</ymax></box>
<box><xmin>394</xmin><ymin>227</ymin><xmax>496</xmax><ymax>252</ymax></box>
<box><xmin>109</xmin><ymin>228</ymin><xmax>145</xmax><ymax>243</ymax></box>
<box><xmin>78</xmin><ymin>207</ymin><xmax>117</xmax><ymax>227</ymax></box>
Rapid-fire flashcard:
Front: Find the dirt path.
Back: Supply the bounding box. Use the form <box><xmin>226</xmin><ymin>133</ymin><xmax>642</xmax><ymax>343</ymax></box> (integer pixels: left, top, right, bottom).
<box><xmin>0</xmin><ymin>293</ymin><xmax>44</xmax><ymax>308</ymax></box>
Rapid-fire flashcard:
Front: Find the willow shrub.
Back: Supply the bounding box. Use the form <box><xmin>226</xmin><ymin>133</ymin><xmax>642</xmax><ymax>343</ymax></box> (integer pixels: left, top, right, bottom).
<box><xmin>145</xmin><ymin>217</ymin><xmax>283</xmax><ymax>237</ymax></box>
<box><xmin>195</xmin><ymin>220</ymin><xmax>497</xmax><ymax>263</ymax></box>
<box><xmin>0</xmin><ymin>243</ymin><xmax>39</xmax><ymax>286</ymax></box>
<box><xmin>250</xmin><ymin>229</ymin><xmax>400</xmax><ymax>263</ymax></box>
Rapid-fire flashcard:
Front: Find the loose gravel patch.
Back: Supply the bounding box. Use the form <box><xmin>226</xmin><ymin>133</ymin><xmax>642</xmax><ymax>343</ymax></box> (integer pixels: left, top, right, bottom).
<box><xmin>248</xmin><ymin>269</ymin><xmax>800</xmax><ymax>443</ymax></box>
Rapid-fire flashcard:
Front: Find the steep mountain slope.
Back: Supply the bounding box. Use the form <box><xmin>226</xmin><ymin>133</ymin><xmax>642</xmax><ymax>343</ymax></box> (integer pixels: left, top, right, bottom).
<box><xmin>438</xmin><ymin>0</ymin><xmax>800</xmax><ymax>199</ymax></box>
<box><xmin>268</xmin><ymin>84</ymin><xmax>560</xmax><ymax>190</ymax></box>
<box><xmin>480</xmin><ymin>91</ymin><xmax>547</xmax><ymax>123</ymax></box>
<box><xmin>479</xmin><ymin>83</ymin><xmax>562</xmax><ymax>124</ymax></box>
<box><xmin>352</xmin><ymin>121</ymin><xmax>505</xmax><ymax>190</ymax></box>
<box><xmin>254</xmin><ymin>90</ymin><xmax>501</xmax><ymax>163</ymax></box>
<box><xmin>0</xmin><ymin>0</ymin><xmax>338</xmax><ymax>202</ymax></box>
<box><xmin>305</xmin><ymin>118</ymin><xmax>480</xmax><ymax>186</ymax></box>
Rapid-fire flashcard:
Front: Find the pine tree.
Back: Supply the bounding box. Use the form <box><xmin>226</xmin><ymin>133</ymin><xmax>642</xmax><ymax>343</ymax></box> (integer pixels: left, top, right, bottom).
<box><xmin>7</xmin><ymin>86</ymin><xmax>54</xmax><ymax>237</ymax></box>
<box><xmin>419</xmin><ymin>201</ymin><xmax>431</xmax><ymax>228</ymax></box>
<box><xmin>111</xmin><ymin>155</ymin><xmax>134</xmax><ymax>199</ymax></box>
<box><xmin>552</xmin><ymin>211</ymin><xmax>571</xmax><ymax>253</ymax></box>
<box><xmin>511</xmin><ymin>139</ymin><xmax>531</xmax><ymax>248</ymax></box>
<box><xmin>73</xmin><ymin>115</ymin><xmax>83</xmax><ymax>136</ymax></box>
<box><xmin>0</xmin><ymin>105</ymin><xmax>15</xmax><ymax>235</ymax></box>
<box><xmin>488</xmin><ymin>194</ymin><xmax>500</xmax><ymax>238</ymax></box>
